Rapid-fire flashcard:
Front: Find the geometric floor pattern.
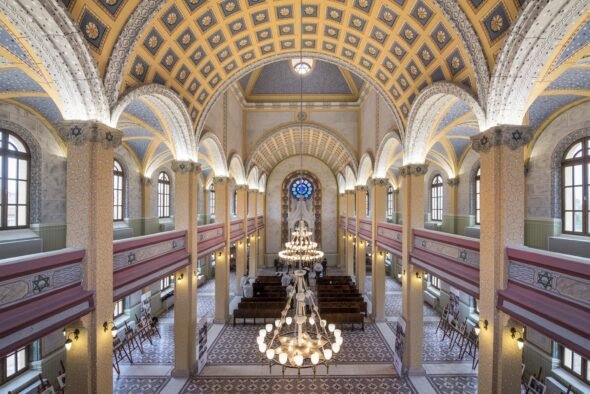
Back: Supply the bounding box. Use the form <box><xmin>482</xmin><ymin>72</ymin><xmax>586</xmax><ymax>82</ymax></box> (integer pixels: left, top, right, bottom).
<box><xmin>180</xmin><ymin>375</ymin><xmax>418</xmax><ymax>393</ymax></box>
<box><xmin>427</xmin><ymin>375</ymin><xmax>478</xmax><ymax>394</ymax></box>
<box><xmin>113</xmin><ymin>376</ymin><xmax>170</xmax><ymax>394</ymax></box>
<box><xmin>385</xmin><ymin>295</ymin><xmax>438</xmax><ymax>318</ymax></box>
<box><xmin>119</xmin><ymin>321</ymin><xmax>175</xmax><ymax>365</ymax></box>
<box><xmin>207</xmin><ymin>322</ymin><xmax>395</xmax><ymax>365</ymax></box>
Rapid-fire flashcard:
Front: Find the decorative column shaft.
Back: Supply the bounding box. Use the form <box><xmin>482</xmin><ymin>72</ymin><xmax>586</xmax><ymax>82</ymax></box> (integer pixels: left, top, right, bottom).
<box><xmin>58</xmin><ymin>121</ymin><xmax>122</xmax><ymax>394</ymax></box>
<box><xmin>247</xmin><ymin>189</ymin><xmax>258</xmax><ymax>276</ymax></box>
<box><xmin>355</xmin><ymin>185</ymin><xmax>368</xmax><ymax>293</ymax></box>
<box><xmin>371</xmin><ymin>178</ymin><xmax>388</xmax><ymax>321</ymax></box>
<box><xmin>345</xmin><ymin>190</ymin><xmax>355</xmax><ymax>277</ymax></box>
<box><xmin>445</xmin><ymin>178</ymin><xmax>460</xmax><ymax>234</ymax></box>
<box><xmin>257</xmin><ymin>191</ymin><xmax>265</xmax><ymax>267</ymax></box>
<box><xmin>214</xmin><ymin>176</ymin><xmax>230</xmax><ymax>322</ymax></box>
<box><xmin>338</xmin><ymin>193</ymin><xmax>346</xmax><ymax>268</ymax></box>
<box><xmin>235</xmin><ymin>185</ymin><xmax>248</xmax><ymax>291</ymax></box>
<box><xmin>171</xmin><ymin>160</ymin><xmax>200</xmax><ymax>376</ymax></box>
<box><xmin>471</xmin><ymin>125</ymin><xmax>532</xmax><ymax>394</ymax></box>
<box><xmin>141</xmin><ymin>176</ymin><xmax>155</xmax><ymax>235</ymax></box>
<box><xmin>400</xmin><ymin>163</ymin><xmax>428</xmax><ymax>374</ymax></box>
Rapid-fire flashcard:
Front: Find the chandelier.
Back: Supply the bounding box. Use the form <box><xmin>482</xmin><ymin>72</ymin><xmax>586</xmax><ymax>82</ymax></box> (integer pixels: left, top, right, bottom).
<box><xmin>279</xmin><ymin>220</ymin><xmax>324</xmax><ymax>267</ymax></box>
<box><xmin>256</xmin><ymin>270</ymin><xmax>343</xmax><ymax>375</ymax></box>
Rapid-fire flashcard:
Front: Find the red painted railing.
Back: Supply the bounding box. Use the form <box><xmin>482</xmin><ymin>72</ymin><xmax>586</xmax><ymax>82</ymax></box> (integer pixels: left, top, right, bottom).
<box><xmin>359</xmin><ymin>218</ymin><xmax>372</xmax><ymax>241</ymax></box>
<box><xmin>247</xmin><ymin>217</ymin><xmax>256</xmax><ymax>234</ymax></box>
<box><xmin>257</xmin><ymin>215</ymin><xmax>264</xmax><ymax>229</ymax></box>
<box><xmin>375</xmin><ymin>222</ymin><xmax>402</xmax><ymax>256</ymax></box>
<box><xmin>347</xmin><ymin>217</ymin><xmax>356</xmax><ymax>233</ymax></box>
<box><xmin>197</xmin><ymin>223</ymin><xmax>225</xmax><ymax>258</ymax></box>
<box><xmin>339</xmin><ymin>216</ymin><xmax>346</xmax><ymax>231</ymax></box>
<box><xmin>230</xmin><ymin>219</ymin><xmax>244</xmax><ymax>242</ymax></box>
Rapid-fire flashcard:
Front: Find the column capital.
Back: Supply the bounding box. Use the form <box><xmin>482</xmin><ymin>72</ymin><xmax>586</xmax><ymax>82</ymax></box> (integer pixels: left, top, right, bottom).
<box><xmin>399</xmin><ymin>163</ymin><xmax>429</xmax><ymax>177</ymax></box>
<box><xmin>355</xmin><ymin>185</ymin><xmax>369</xmax><ymax>192</ymax></box>
<box><xmin>471</xmin><ymin>125</ymin><xmax>533</xmax><ymax>153</ymax></box>
<box><xmin>171</xmin><ymin>161</ymin><xmax>201</xmax><ymax>174</ymax></box>
<box><xmin>141</xmin><ymin>176</ymin><xmax>152</xmax><ymax>186</ymax></box>
<box><xmin>56</xmin><ymin>120</ymin><xmax>122</xmax><ymax>149</ymax></box>
<box><xmin>257</xmin><ymin>190</ymin><xmax>265</xmax><ymax>195</ymax></box>
<box><xmin>446</xmin><ymin>177</ymin><xmax>460</xmax><ymax>187</ymax></box>
<box><xmin>212</xmin><ymin>176</ymin><xmax>229</xmax><ymax>185</ymax></box>
<box><xmin>371</xmin><ymin>178</ymin><xmax>389</xmax><ymax>187</ymax></box>
<box><xmin>345</xmin><ymin>189</ymin><xmax>355</xmax><ymax>195</ymax></box>
<box><xmin>235</xmin><ymin>184</ymin><xmax>249</xmax><ymax>191</ymax></box>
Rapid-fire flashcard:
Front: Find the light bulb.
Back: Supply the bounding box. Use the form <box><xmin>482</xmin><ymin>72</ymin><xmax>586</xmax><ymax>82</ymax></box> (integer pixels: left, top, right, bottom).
<box><xmin>332</xmin><ymin>343</ymin><xmax>340</xmax><ymax>354</ymax></box>
<box><xmin>328</xmin><ymin>324</ymin><xmax>335</xmax><ymax>333</ymax></box>
<box><xmin>111</xmin><ymin>326</ymin><xmax>118</xmax><ymax>338</ymax></box>
<box><xmin>336</xmin><ymin>336</ymin><xmax>343</xmax><ymax>346</ymax></box>
<box><xmin>320</xmin><ymin>320</ymin><xmax>326</xmax><ymax>328</ymax></box>
<box><xmin>266</xmin><ymin>349</ymin><xmax>275</xmax><ymax>360</ymax></box>
<box><xmin>279</xmin><ymin>352</ymin><xmax>288</xmax><ymax>364</ymax></box>
<box><xmin>474</xmin><ymin>324</ymin><xmax>480</xmax><ymax>336</ymax></box>
<box><xmin>334</xmin><ymin>329</ymin><xmax>341</xmax><ymax>338</ymax></box>
<box><xmin>311</xmin><ymin>352</ymin><xmax>320</xmax><ymax>365</ymax></box>
<box><xmin>294</xmin><ymin>354</ymin><xmax>304</xmax><ymax>366</ymax></box>
<box><xmin>309</xmin><ymin>317</ymin><xmax>315</xmax><ymax>325</ymax></box>
<box><xmin>275</xmin><ymin>319</ymin><xmax>280</xmax><ymax>328</ymax></box>
<box><xmin>62</xmin><ymin>329</ymin><xmax>66</xmax><ymax>337</ymax></box>
<box><xmin>65</xmin><ymin>338</ymin><xmax>72</xmax><ymax>351</ymax></box>
<box><xmin>323</xmin><ymin>348</ymin><xmax>333</xmax><ymax>360</ymax></box>
<box><xmin>266</xmin><ymin>324</ymin><xmax>273</xmax><ymax>332</ymax></box>
<box><xmin>257</xmin><ymin>336</ymin><xmax>265</xmax><ymax>345</ymax></box>
<box><xmin>517</xmin><ymin>338</ymin><xmax>524</xmax><ymax>350</ymax></box>
<box><xmin>259</xmin><ymin>329</ymin><xmax>266</xmax><ymax>337</ymax></box>
<box><xmin>259</xmin><ymin>343</ymin><xmax>267</xmax><ymax>353</ymax></box>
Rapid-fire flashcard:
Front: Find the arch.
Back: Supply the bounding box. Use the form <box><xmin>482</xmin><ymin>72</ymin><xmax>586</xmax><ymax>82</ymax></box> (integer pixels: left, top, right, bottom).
<box><xmin>228</xmin><ymin>154</ymin><xmax>247</xmax><ymax>186</ymax></box>
<box><xmin>487</xmin><ymin>1</ymin><xmax>590</xmax><ymax>127</ymax></box>
<box><xmin>374</xmin><ymin>132</ymin><xmax>403</xmax><ymax>178</ymax></box>
<box><xmin>0</xmin><ymin>0</ymin><xmax>109</xmax><ymax>122</ymax></box>
<box><xmin>258</xmin><ymin>173</ymin><xmax>267</xmax><ymax>193</ymax></box>
<box><xmin>198</xmin><ymin>131</ymin><xmax>228</xmax><ymax>177</ymax></box>
<box><xmin>337</xmin><ymin>173</ymin><xmax>346</xmax><ymax>194</ymax></box>
<box><xmin>111</xmin><ymin>84</ymin><xmax>195</xmax><ymax>161</ymax></box>
<box><xmin>247</xmin><ymin>166</ymin><xmax>260</xmax><ymax>191</ymax></box>
<box><xmin>357</xmin><ymin>154</ymin><xmax>374</xmax><ymax>186</ymax></box>
<box><xmin>247</xmin><ymin>122</ymin><xmax>357</xmax><ymax>177</ymax></box>
<box><xmin>344</xmin><ymin>166</ymin><xmax>356</xmax><ymax>191</ymax></box>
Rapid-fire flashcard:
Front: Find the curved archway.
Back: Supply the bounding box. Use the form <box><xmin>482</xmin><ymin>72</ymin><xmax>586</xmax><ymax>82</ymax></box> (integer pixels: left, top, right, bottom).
<box><xmin>258</xmin><ymin>173</ymin><xmax>267</xmax><ymax>193</ymax></box>
<box><xmin>357</xmin><ymin>154</ymin><xmax>374</xmax><ymax>186</ymax></box>
<box><xmin>337</xmin><ymin>173</ymin><xmax>346</xmax><ymax>194</ymax></box>
<box><xmin>199</xmin><ymin>131</ymin><xmax>228</xmax><ymax>177</ymax></box>
<box><xmin>247</xmin><ymin>166</ymin><xmax>260</xmax><ymax>190</ymax></box>
<box><xmin>228</xmin><ymin>154</ymin><xmax>247</xmax><ymax>185</ymax></box>
<box><xmin>374</xmin><ymin>132</ymin><xmax>403</xmax><ymax>178</ymax></box>
<box><xmin>344</xmin><ymin>166</ymin><xmax>356</xmax><ymax>191</ymax></box>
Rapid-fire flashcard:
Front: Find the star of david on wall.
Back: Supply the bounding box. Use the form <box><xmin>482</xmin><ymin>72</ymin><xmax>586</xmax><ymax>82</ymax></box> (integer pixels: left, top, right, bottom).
<box><xmin>536</xmin><ymin>271</ymin><xmax>553</xmax><ymax>290</ymax></box>
<box><xmin>32</xmin><ymin>274</ymin><xmax>50</xmax><ymax>293</ymax></box>
<box><xmin>459</xmin><ymin>249</ymin><xmax>467</xmax><ymax>261</ymax></box>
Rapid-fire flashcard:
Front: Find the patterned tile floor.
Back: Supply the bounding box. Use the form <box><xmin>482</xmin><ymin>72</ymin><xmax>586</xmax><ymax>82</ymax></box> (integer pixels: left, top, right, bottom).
<box><xmin>427</xmin><ymin>375</ymin><xmax>477</xmax><ymax>394</ymax></box>
<box><xmin>180</xmin><ymin>375</ymin><xmax>417</xmax><ymax>394</ymax></box>
<box><xmin>113</xmin><ymin>376</ymin><xmax>170</xmax><ymax>394</ymax></box>
<box><xmin>207</xmin><ymin>323</ymin><xmax>394</xmax><ymax>365</ymax></box>
<box><xmin>198</xmin><ymin>272</ymin><xmax>237</xmax><ymax>295</ymax></box>
<box><xmin>385</xmin><ymin>295</ymin><xmax>438</xmax><ymax>318</ymax></box>
<box><xmin>119</xmin><ymin>322</ymin><xmax>174</xmax><ymax>365</ymax></box>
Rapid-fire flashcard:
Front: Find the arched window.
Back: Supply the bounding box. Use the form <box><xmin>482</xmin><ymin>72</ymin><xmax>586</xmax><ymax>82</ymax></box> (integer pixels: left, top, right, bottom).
<box><xmin>209</xmin><ymin>185</ymin><xmax>215</xmax><ymax>217</ymax></box>
<box><xmin>365</xmin><ymin>189</ymin><xmax>370</xmax><ymax>217</ymax></box>
<box><xmin>475</xmin><ymin>168</ymin><xmax>481</xmax><ymax>225</ymax></box>
<box><xmin>431</xmin><ymin>175</ymin><xmax>443</xmax><ymax>222</ymax></box>
<box><xmin>232</xmin><ymin>189</ymin><xmax>237</xmax><ymax>216</ymax></box>
<box><xmin>562</xmin><ymin>137</ymin><xmax>590</xmax><ymax>235</ymax></box>
<box><xmin>0</xmin><ymin>130</ymin><xmax>30</xmax><ymax>229</ymax></box>
<box><xmin>386</xmin><ymin>185</ymin><xmax>394</xmax><ymax>219</ymax></box>
<box><xmin>157</xmin><ymin>172</ymin><xmax>170</xmax><ymax>218</ymax></box>
<box><xmin>113</xmin><ymin>160</ymin><xmax>124</xmax><ymax>221</ymax></box>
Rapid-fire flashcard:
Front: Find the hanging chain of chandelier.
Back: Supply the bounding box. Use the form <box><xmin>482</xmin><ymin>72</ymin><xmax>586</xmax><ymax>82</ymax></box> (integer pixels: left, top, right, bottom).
<box><xmin>257</xmin><ymin>270</ymin><xmax>343</xmax><ymax>375</ymax></box>
<box><xmin>278</xmin><ymin>219</ymin><xmax>324</xmax><ymax>267</ymax></box>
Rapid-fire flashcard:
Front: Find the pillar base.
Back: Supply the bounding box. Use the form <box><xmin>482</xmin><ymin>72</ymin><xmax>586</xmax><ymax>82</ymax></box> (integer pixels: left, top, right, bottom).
<box><xmin>171</xmin><ymin>365</ymin><xmax>195</xmax><ymax>378</ymax></box>
<box><xmin>407</xmin><ymin>367</ymin><xmax>426</xmax><ymax>376</ymax></box>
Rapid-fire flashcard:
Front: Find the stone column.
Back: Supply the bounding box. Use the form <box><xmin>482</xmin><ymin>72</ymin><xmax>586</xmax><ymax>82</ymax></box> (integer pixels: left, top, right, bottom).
<box><xmin>444</xmin><ymin>178</ymin><xmax>459</xmax><ymax>234</ymax></box>
<box><xmin>337</xmin><ymin>193</ymin><xmax>346</xmax><ymax>267</ymax></box>
<box><xmin>58</xmin><ymin>121</ymin><xmax>121</xmax><ymax>394</ymax></box>
<box><xmin>393</xmin><ymin>188</ymin><xmax>400</xmax><ymax>224</ymax></box>
<box><xmin>141</xmin><ymin>177</ymin><xmax>153</xmax><ymax>235</ymax></box>
<box><xmin>247</xmin><ymin>189</ymin><xmax>258</xmax><ymax>276</ymax></box>
<box><xmin>345</xmin><ymin>190</ymin><xmax>355</xmax><ymax>276</ymax></box>
<box><xmin>235</xmin><ymin>185</ymin><xmax>248</xmax><ymax>292</ymax></box>
<box><xmin>471</xmin><ymin>126</ymin><xmax>532</xmax><ymax>394</ymax></box>
<box><xmin>400</xmin><ymin>163</ymin><xmax>428</xmax><ymax>375</ymax></box>
<box><xmin>257</xmin><ymin>191</ymin><xmax>265</xmax><ymax>267</ymax></box>
<box><xmin>355</xmin><ymin>185</ymin><xmax>368</xmax><ymax>293</ymax></box>
<box><xmin>171</xmin><ymin>161</ymin><xmax>200</xmax><ymax>376</ymax></box>
<box><xmin>371</xmin><ymin>178</ymin><xmax>388</xmax><ymax>321</ymax></box>
<box><xmin>214</xmin><ymin>176</ymin><xmax>230</xmax><ymax>322</ymax></box>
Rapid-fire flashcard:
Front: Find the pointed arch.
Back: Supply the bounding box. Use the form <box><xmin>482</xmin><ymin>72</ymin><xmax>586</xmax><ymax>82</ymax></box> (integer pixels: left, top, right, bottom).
<box><xmin>344</xmin><ymin>166</ymin><xmax>356</xmax><ymax>191</ymax></box>
<box><xmin>258</xmin><ymin>173</ymin><xmax>267</xmax><ymax>193</ymax></box>
<box><xmin>337</xmin><ymin>173</ymin><xmax>346</xmax><ymax>194</ymax></box>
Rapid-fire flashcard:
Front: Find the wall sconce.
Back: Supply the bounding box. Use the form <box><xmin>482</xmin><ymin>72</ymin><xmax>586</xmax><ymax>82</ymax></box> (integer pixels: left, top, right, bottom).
<box><xmin>103</xmin><ymin>321</ymin><xmax>118</xmax><ymax>338</ymax></box>
<box><xmin>64</xmin><ymin>329</ymin><xmax>80</xmax><ymax>351</ymax></box>
<box><xmin>397</xmin><ymin>272</ymin><xmax>402</xmax><ymax>279</ymax></box>
<box><xmin>474</xmin><ymin>320</ymin><xmax>488</xmax><ymax>336</ymax></box>
<box><xmin>258</xmin><ymin>236</ymin><xmax>261</xmax><ymax>240</ymax></box>
<box><xmin>230</xmin><ymin>254</ymin><xmax>235</xmax><ymax>259</ymax></box>
<box><xmin>342</xmin><ymin>235</ymin><xmax>345</xmax><ymax>239</ymax></box>
<box><xmin>510</xmin><ymin>327</ymin><xmax>525</xmax><ymax>350</ymax></box>
<box><xmin>177</xmin><ymin>273</ymin><xmax>184</xmax><ymax>281</ymax></box>
<box><xmin>415</xmin><ymin>272</ymin><xmax>422</xmax><ymax>280</ymax></box>
<box><xmin>239</xmin><ymin>240</ymin><xmax>242</xmax><ymax>246</ymax></box>
<box><xmin>424</xmin><ymin>273</ymin><xmax>429</xmax><ymax>280</ymax></box>
<box><xmin>379</xmin><ymin>251</ymin><xmax>383</xmax><ymax>257</ymax></box>
<box><xmin>218</xmin><ymin>251</ymin><xmax>223</xmax><ymax>257</ymax></box>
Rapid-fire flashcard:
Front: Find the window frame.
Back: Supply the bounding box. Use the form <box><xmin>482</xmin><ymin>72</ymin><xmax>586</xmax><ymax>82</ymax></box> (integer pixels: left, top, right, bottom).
<box><xmin>232</xmin><ymin>189</ymin><xmax>237</xmax><ymax>216</ymax></box>
<box><xmin>560</xmin><ymin>345</ymin><xmax>589</xmax><ymax>384</ymax></box>
<box><xmin>157</xmin><ymin>172</ymin><xmax>171</xmax><ymax>218</ymax></box>
<box><xmin>386</xmin><ymin>185</ymin><xmax>394</xmax><ymax>219</ymax></box>
<box><xmin>475</xmin><ymin>167</ymin><xmax>481</xmax><ymax>225</ymax></box>
<box><xmin>429</xmin><ymin>275</ymin><xmax>440</xmax><ymax>289</ymax></box>
<box><xmin>113</xmin><ymin>299</ymin><xmax>125</xmax><ymax>319</ymax></box>
<box><xmin>113</xmin><ymin>160</ymin><xmax>125</xmax><ymax>222</ymax></box>
<box><xmin>1</xmin><ymin>347</ymin><xmax>28</xmax><ymax>384</ymax></box>
<box><xmin>365</xmin><ymin>189</ymin><xmax>370</xmax><ymax>217</ymax></box>
<box><xmin>209</xmin><ymin>185</ymin><xmax>215</xmax><ymax>217</ymax></box>
<box><xmin>160</xmin><ymin>275</ymin><xmax>173</xmax><ymax>291</ymax></box>
<box><xmin>0</xmin><ymin>129</ymin><xmax>31</xmax><ymax>230</ymax></box>
<box><xmin>431</xmin><ymin>175</ymin><xmax>444</xmax><ymax>222</ymax></box>
<box><xmin>561</xmin><ymin>137</ymin><xmax>589</xmax><ymax>235</ymax></box>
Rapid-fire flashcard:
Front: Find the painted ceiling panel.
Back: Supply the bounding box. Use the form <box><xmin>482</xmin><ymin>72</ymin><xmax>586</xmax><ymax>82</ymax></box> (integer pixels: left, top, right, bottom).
<box><xmin>435</xmin><ymin>99</ymin><xmax>473</xmax><ymax>133</ymax></box>
<box><xmin>119</xmin><ymin>126</ymin><xmax>154</xmax><ymax>139</ymax></box>
<box><xmin>552</xmin><ymin>17</ymin><xmax>590</xmax><ymax>70</ymax></box>
<box><xmin>526</xmin><ymin>94</ymin><xmax>586</xmax><ymax>129</ymax></box>
<box><xmin>154</xmin><ymin>142</ymin><xmax>171</xmax><ymax>157</ymax></box>
<box><xmin>546</xmin><ymin>68</ymin><xmax>590</xmax><ymax>91</ymax></box>
<box><xmin>121</xmin><ymin>99</ymin><xmax>165</xmax><ymax>135</ymax></box>
<box><xmin>125</xmin><ymin>139</ymin><xmax>151</xmax><ymax>163</ymax></box>
<box><xmin>0</xmin><ymin>23</ymin><xmax>33</xmax><ymax>66</ymax></box>
<box><xmin>450</xmin><ymin>138</ymin><xmax>471</xmax><ymax>161</ymax></box>
<box><xmin>446</xmin><ymin>124</ymin><xmax>479</xmax><ymax>137</ymax></box>
<box><xmin>0</xmin><ymin>69</ymin><xmax>44</xmax><ymax>92</ymax></box>
<box><xmin>12</xmin><ymin>97</ymin><xmax>63</xmax><ymax>123</ymax></box>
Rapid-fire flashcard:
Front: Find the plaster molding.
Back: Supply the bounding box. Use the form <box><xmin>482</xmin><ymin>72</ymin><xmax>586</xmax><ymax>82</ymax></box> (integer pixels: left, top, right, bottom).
<box><xmin>399</xmin><ymin>163</ymin><xmax>429</xmax><ymax>177</ymax></box>
<box><xmin>371</xmin><ymin>178</ymin><xmax>389</xmax><ymax>187</ymax></box>
<box><xmin>171</xmin><ymin>161</ymin><xmax>201</xmax><ymax>174</ymax></box>
<box><xmin>235</xmin><ymin>185</ymin><xmax>249</xmax><ymax>191</ymax></box>
<box><xmin>447</xmin><ymin>178</ymin><xmax>460</xmax><ymax>187</ymax></box>
<box><xmin>56</xmin><ymin>121</ymin><xmax>122</xmax><ymax>149</ymax></box>
<box><xmin>213</xmin><ymin>176</ymin><xmax>229</xmax><ymax>185</ymax></box>
<box><xmin>471</xmin><ymin>126</ymin><xmax>533</xmax><ymax>153</ymax></box>
<box><xmin>141</xmin><ymin>176</ymin><xmax>153</xmax><ymax>186</ymax></box>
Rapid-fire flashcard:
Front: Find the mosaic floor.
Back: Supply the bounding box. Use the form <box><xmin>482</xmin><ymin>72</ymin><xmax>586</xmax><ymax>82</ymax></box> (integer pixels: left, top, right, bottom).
<box><xmin>113</xmin><ymin>376</ymin><xmax>170</xmax><ymax>394</ymax></box>
<box><xmin>119</xmin><ymin>321</ymin><xmax>175</xmax><ymax>365</ymax></box>
<box><xmin>180</xmin><ymin>375</ymin><xmax>417</xmax><ymax>394</ymax></box>
<box><xmin>427</xmin><ymin>375</ymin><xmax>478</xmax><ymax>394</ymax></box>
<box><xmin>207</xmin><ymin>322</ymin><xmax>394</xmax><ymax>365</ymax></box>
<box><xmin>385</xmin><ymin>295</ymin><xmax>438</xmax><ymax>318</ymax></box>
<box><xmin>198</xmin><ymin>272</ymin><xmax>237</xmax><ymax>295</ymax></box>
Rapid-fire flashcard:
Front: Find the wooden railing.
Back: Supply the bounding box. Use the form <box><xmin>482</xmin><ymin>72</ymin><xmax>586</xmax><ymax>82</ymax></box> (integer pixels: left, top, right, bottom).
<box><xmin>113</xmin><ymin>230</ymin><xmax>189</xmax><ymax>301</ymax></box>
<box><xmin>498</xmin><ymin>246</ymin><xmax>590</xmax><ymax>359</ymax></box>
<box><xmin>375</xmin><ymin>222</ymin><xmax>402</xmax><ymax>256</ymax></box>
<box><xmin>0</xmin><ymin>249</ymin><xmax>94</xmax><ymax>356</ymax></box>
<box><xmin>410</xmin><ymin>229</ymin><xmax>480</xmax><ymax>298</ymax></box>
<box><xmin>197</xmin><ymin>223</ymin><xmax>225</xmax><ymax>258</ymax></box>
<box><xmin>359</xmin><ymin>218</ymin><xmax>372</xmax><ymax>241</ymax></box>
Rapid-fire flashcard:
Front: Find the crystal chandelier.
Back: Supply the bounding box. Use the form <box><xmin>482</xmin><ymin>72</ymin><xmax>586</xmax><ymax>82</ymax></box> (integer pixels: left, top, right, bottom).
<box><xmin>279</xmin><ymin>220</ymin><xmax>324</xmax><ymax>267</ymax></box>
<box><xmin>257</xmin><ymin>270</ymin><xmax>343</xmax><ymax>375</ymax></box>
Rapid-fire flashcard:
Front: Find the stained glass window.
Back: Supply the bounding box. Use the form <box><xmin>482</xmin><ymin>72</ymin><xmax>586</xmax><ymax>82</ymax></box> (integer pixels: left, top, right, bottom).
<box><xmin>291</xmin><ymin>178</ymin><xmax>313</xmax><ymax>200</ymax></box>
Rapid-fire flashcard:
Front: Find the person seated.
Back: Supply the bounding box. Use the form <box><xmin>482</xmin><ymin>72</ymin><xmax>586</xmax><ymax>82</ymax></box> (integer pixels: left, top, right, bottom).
<box><xmin>281</xmin><ymin>272</ymin><xmax>291</xmax><ymax>287</ymax></box>
<box><xmin>313</xmin><ymin>261</ymin><xmax>323</xmax><ymax>278</ymax></box>
<box><xmin>243</xmin><ymin>281</ymin><xmax>253</xmax><ymax>298</ymax></box>
<box><xmin>240</xmin><ymin>273</ymin><xmax>249</xmax><ymax>296</ymax></box>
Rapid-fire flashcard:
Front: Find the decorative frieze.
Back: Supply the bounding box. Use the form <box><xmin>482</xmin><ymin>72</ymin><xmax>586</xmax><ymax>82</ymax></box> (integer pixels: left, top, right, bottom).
<box><xmin>447</xmin><ymin>178</ymin><xmax>460</xmax><ymax>186</ymax></box>
<box><xmin>213</xmin><ymin>176</ymin><xmax>229</xmax><ymax>185</ymax></box>
<box><xmin>171</xmin><ymin>161</ymin><xmax>201</xmax><ymax>174</ymax></box>
<box><xmin>235</xmin><ymin>184</ymin><xmax>249</xmax><ymax>191</ymax></box>
<box><xmin>113</xmin><ymin>236</ymin><xmax>185</xmax><ymax>271</ymax></box>
<box><xmin>471</xmin><ymin>125</ymin><xmax>533</xmax><ymax>153</ymax></box>
<box><xmin>399</xmin><ymin>163</ymin><xmax>429</xmax><ymax>176</ymax></box>
<box><xmin>56</xmin><ymin>121</ymin><xmax>122</xmax><ymax>149</ymax></box>
<box><xmin>345</xmin><ymin>189</ymin><xmax>355</xmax><ymax>195</ymax></box>
<box><xmin>414</xmin><ymin>236</ymin><xmax>480</xmax><ymax>268</ymax></box>
<box><xmin>371</xmin><ymin>178</ymin><xmax>389</xmax><ymax>186</ymax></box>
<box><xmin>355</xmin><ymin>185</ymin><xmax>369</xmax><ymax>192</ymax></box>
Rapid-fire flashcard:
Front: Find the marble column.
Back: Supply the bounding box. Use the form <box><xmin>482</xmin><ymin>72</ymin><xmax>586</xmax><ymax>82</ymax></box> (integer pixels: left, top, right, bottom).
<box><xmin>355</xmin><ymin>185</ymin><xmax>368</xmax><ymax>293</ymax></box>
<box><xmin>57</xmin><ymin>121</ymin><xmax>121</xmax><ymax>394</ymax></box>
<box><xmin>235</xmin><ymin>185</ymin><xmax>248</xmax><ymax>292</ymax></box>
<box><xmin>247</xmin><ymin>189</ymin><xmax>258</xmax><ymax>276</ymax></box>
<box><xmin>445</xmin><ymin>178</ymin><xmax>459</xmax><ymax>234</ymax></box>
<box><xmin>214</xmin><ymin>176</ymin><xmax>230</xmax><ymax>322</ymax></box>
<box><xmin>345</xmin><ymin>190</ymin><xmax>355</xmax><ymax>277</ymax></box>
<box><xmin>471</xmin><ymin>126</ymin><xmax>532</xmax><ymax>394</ymax></box>
<box><xmin>400</xmin><ymin>163</ymin><xmax>428</xmax><ymax>375</ymax></box>
<box><xmin>371</xmin><ymin>178</ymin><xmax>388</xmax><ymax>321</ymax></box>
<box><xmin>171</xmin><ymin>161</ymin><xmax>200</xmax><ymax>376</ymax></box>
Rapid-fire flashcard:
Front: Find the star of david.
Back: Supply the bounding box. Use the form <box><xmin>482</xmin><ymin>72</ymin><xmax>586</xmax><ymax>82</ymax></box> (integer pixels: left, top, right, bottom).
<box><xmin>105</xmin><ymin>131</ymin><xmax>114</xmax><ymax>141</ymax></box>
<box><xmin>421</xmin><ymin>240</ymin><xmax>427</xmax><ymax>248</ymax></box>
<box><xmin>71</xmin><ymin>126</ymin><xmax>82</xmax><ymax>137</ymax></box>
<box><xmin>32</xmin><ymin>274</ymin><xmax>50</xmax><ymax>293</ymax></box>
<box><xmin>536</xmin><ymin>271</ymin><xmax>553</xmax><ymax>290</ymax></box>
<box><xmin>480</xmin><ymin>136</ymin><xmax>489</xmax><ymax>146</ymax></box>
<box><xmin>459</xmin><ymin>249</ymin><xmax>467</xmax><ymax>260</ymax></box>
<box><xmin>172</xmin><ymin>240</ymin><xmax>178</xmax><ymax>248</ymax></box>
<box><xmin>128</xmin><ymin>253</ymin><xmax>136</xmax><ymax>264</ymax></box>
<box><xmin>512</xmin><ymin>130</ymin><xmax>522</xmax><ymax>141</ymax></box>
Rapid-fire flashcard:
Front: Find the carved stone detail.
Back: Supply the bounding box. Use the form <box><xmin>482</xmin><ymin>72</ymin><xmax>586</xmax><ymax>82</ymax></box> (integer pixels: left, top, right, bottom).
<box><xmin>372</xmin><ymin>178</ymin><xmax>389</xmax><ymax>186</ymax></box>
<box><xmin>471</xmin><ymin>125</ymin><xmax>533</xmax><ymax>153</ymax></box>
<box><xmin>56</xmin><ymin>121</ymin><xmax>122</xmax><ymax>149</ymax></box>
<box><xmin>213</xmin><ymin>176</ymin><xmax>229</xmax><ymax>185</ymax></box>
<box><xmin>399</xmin><ymin>163</ymin><xmax>429</xmax><ymax>176</ymax></box>
<box><xmin>447</xmin><ymin>178</ymin><xmax>460</xmax><ymax>186</ymax></box>
<box><xmin>171</xmin><ymin>161</ymin><xmax>201</xmax><ymax>174</ymax></box>
<box><xmin>355</xmin><ymin>185</ymin><xmax>369</xmax><ymax>192</ymax></box>
<box><xmin>235</xmin><ymin>184</ymin><xmax>249</xmax><ymax>191</ymax></box>
<box><xmin>141</xmin><ymin>176</ymin><xmax>153</xmax><ymax>186</ymax></box>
